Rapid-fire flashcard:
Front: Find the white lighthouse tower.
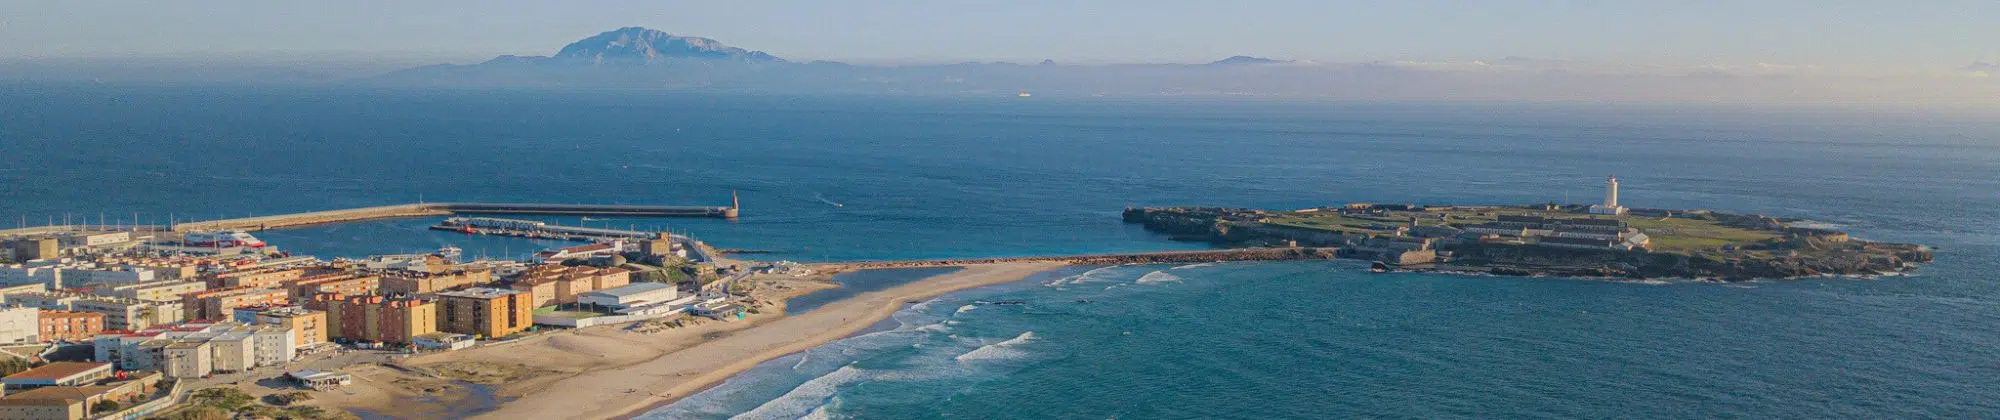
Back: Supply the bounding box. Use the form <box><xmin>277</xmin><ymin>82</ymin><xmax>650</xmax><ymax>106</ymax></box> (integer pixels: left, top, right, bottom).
<box><xmin>1589</xmin><ymin>175</ymin><xmax>1628</xmax><ymax>215</ymax></box>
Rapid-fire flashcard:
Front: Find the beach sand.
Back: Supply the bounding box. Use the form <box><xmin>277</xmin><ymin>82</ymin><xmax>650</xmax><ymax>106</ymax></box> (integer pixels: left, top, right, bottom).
<box><xmin>480</xmin><ymin>261</ymin><xmax>1059</xmax><ymax>419</ymax></box>
<box><xmin>319</xmin><ymin>262</ymin><xmax>1060</xmax><ymax>419</ymax></box>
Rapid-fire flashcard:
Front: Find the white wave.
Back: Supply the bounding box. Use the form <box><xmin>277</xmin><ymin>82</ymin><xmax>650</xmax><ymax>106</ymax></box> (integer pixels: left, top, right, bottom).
<box><xmin>955</xmin><ymin>331</ymin><xmax>1039</xmax><ymax>362</ymax></box>
<box><xmin>1044</xmin><ymin>265</ymin><xmax>1125</xmax><ymax>287</ymax></box>
<box><xmin>913</xmin><ymin>321</ymin><xmax>951</xmax><ymax>333</ymax></box>
<box><xmin>732</xmin><ymin>365</ymin><xmax>866</xmax><ymax>420</ymax></box>
<box><xmin>954</xmin><ymin>304</ymin><xmax>977</xmax><ymax>315</ymax></box>
<box><xmin>1135</xmin><ymin>271</ymin><xmax>1183</xmax><ymax>285</ymax></box>
<box><xmin>792</xmin><ymin>352</ymin><xmax>811</xmax><ymax>370</ymax></box>
<box><xmin>800</xmin><ymin>401</ymin><xmax>838</xmax><ymax>420</ymax></box>
<box><xmin>1170</xmin><ymin>262</ymin><xmax>1217</xmax><ymax>270</ymax></box>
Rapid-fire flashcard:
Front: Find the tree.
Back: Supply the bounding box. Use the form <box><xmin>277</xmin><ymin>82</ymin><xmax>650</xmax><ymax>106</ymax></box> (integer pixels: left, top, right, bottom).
<box><xmin>0</xmin><ymin>357</ymin><xmax>30</xmax><ymax>376</ymax></box>
<box><xmin>92</xmin><ymin>400</ymin><xmax>122</xmax><ymax>413</ymax></box>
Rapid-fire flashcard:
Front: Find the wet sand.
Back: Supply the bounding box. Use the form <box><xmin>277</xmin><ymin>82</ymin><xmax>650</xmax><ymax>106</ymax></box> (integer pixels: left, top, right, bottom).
<box><xmin>447</xmin><ymin>262</ymin><xmax>1062</xmax><ymax>420</ymax></box>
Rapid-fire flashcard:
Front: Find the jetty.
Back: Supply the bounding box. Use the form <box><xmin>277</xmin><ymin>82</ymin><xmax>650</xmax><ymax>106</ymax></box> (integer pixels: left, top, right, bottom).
<box><xmin>166</xmin><ymin>201</ymin><xmax>739</xmax><ymax>232</ymax></box>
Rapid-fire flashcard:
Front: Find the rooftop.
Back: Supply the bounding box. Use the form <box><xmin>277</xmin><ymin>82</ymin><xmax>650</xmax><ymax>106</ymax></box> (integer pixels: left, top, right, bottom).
<box><xmin>581</xmin><ymin>282</ymin><xmax>673</xmax><ymax>298</ymax></box>
<box><xmin>1</xmin><ymin>362</ymin><xmax>109</xmax><ymax>382</ymax></box>
<box><xmin>436</xmin><ymin>287</ymin><xmax>525</xmax><ymax>299</ymax></box>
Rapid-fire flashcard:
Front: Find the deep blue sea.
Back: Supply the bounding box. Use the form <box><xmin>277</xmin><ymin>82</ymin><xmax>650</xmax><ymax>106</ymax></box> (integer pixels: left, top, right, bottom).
<box><xmin>4</xmin><ymin>85</ymin><xmax>1999</xmax><ymax>418</ymax></box>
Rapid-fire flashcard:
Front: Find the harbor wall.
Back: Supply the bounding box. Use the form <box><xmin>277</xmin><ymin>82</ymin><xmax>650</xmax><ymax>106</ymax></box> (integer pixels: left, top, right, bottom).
<box><xmin>167</xmin><ymin>202</ymin><xmax>736</xmax><ymax>232</ymax></box>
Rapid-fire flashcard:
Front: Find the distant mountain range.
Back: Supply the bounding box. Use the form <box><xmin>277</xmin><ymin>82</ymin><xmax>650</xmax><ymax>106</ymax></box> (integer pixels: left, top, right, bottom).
<box><xmin>372</xmin><ymin>27</ymin><xmax>1335</xmax><ymax>94</ymax></box>
<box><xmin>9</xmin><ymin>27</ymin><xmax>1984</xmax><ymax>103</ymax></box>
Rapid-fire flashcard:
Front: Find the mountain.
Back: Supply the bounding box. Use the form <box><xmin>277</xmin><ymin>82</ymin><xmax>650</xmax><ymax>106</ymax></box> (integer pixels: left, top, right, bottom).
<box><xmin>552</xmin><ymin>27</ymin><xmax>783</xmax><ymax>64</ymax></box>
<box><xmin>1208</xmin><ymin>56</ymin><xmax>1288</xmax><ymax>66</ymax></box>
<box><xmin>356</xmin><ymin>27</ymin><xmax>1987</xmax><ymax>103</ymax></box>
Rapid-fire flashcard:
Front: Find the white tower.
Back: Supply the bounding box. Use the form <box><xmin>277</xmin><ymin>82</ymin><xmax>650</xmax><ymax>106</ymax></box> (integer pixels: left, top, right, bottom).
<box><xmin>1590</xmin><ymin>175</ymin><xmax>1628</xmax><ymax>215</ymax></box>
<box><xmin>1604</xmin><ymin>175</ymin><xmax>1620</xmax><ymax>208</ymax></box>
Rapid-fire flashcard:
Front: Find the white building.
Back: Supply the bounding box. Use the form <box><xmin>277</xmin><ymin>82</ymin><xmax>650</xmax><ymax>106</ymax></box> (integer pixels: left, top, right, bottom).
<box><xmin>578</xmin><ymin>282</ymin><xmax>680</xmax><ymax>311</ymax></box>
<box><xmin>251</xmin><ymin>326</ymin><xmax>296</xmax><ymax>367</ymax></box>
<box><xmin>1588</xmin><ymin>175</ymin><xmax>1629</xmax><ymax>215</ymax></box>
<box><xmin>71</xmin><ymin>297</ymin><xmax>183</xmax><ymax>331</ymax></box>
<box><xmin>210</xmin><ymin>331</ymin><xmax>257</xmax><ymax>373</ymax></box>
<box><xmin>0</xmin><ymin>265</ymin><xmax>61</xmax><ymax>288</ymax></box>
<box><xmin>92</xmin><ymin>321</ymin><xmax>296</xmax><ymax>378</ymax></box>
<box><xmin>3</xmin><ymin>292</ymin><xmax>84</xmax><ymax>310</ymax></box>
<box><xmin>0</xmin><ymin>306</ymin><xmax>40</xmax><ymax>344</ymax></box>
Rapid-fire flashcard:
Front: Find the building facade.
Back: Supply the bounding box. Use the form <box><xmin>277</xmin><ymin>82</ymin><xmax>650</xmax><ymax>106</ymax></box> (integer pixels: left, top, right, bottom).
<box><xmin>313</xmin><ymin>295</ymin><xmax>437</xmax><ymax>345</ymax></box>
<box><xmin>109</xmin><ymin>280</ymin><xmax>208</xmax><ymax>303</ymax></box>
<box><xmin>435</xmin><ymin>288</ymin><xmax>533</xmax><ymax>339</ymax></box>
<box><xmin>182</xmin><ymin>287</ymin><xmax>287</xmax><ymax>321</ymax></box>
<box><xmin>36</xmin><ymin>311</ymin><xmax>103</xmax><ymax>343</ymax></box>
<box><xmin>0</xmin><ymin>307</ymin><xmax>38</xmax><ymax>343</ymax></box>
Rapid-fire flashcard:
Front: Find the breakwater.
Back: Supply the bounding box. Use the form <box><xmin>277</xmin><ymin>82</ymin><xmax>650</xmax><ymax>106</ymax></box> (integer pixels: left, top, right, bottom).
<box><xmin>815</xmin><ymin>247</ymin><xmax>1340</xmax><ymax>270</ymax></box>
<box><xmin>169</xmin><ymin>202</ymin><xmax>738</xmax><ymax>232</ymax></box>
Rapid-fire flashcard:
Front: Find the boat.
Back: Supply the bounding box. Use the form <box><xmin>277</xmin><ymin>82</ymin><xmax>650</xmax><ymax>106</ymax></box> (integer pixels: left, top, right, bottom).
<box><xmin>184</xmin><ymin>231</ymin><xmax>267</xmax><ymax>248</ymax></box>
<box><xmin>1017</xmin><ymin>91</ymin><xmax>1032</xmax><ymax>97</ymax></box>
<box><xmin>435</xmin><ymin>246</ymin><xmax>463</xmax><ymax>259</ymax></box>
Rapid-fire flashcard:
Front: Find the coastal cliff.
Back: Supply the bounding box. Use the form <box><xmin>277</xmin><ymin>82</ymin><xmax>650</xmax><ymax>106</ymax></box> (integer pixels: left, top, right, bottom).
<box><xmin>1123</xmin><ymin>205</ymin><xmax>1931</xmax><ymax>281</ymax></box>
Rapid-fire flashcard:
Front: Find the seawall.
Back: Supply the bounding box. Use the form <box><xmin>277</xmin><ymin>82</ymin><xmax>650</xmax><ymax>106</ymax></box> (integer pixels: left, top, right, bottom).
<box><xmin>168</xmin><ymin>202</ymin><xmax>737</xmax><ymax>232</ymax></box>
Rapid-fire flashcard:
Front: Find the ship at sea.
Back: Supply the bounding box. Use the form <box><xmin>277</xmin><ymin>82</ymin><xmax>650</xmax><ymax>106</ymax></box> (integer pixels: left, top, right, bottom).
<box><xmin>182</xmin><ymin>231</ymin><xmax>267</xmax><ymax>248</ymax></box>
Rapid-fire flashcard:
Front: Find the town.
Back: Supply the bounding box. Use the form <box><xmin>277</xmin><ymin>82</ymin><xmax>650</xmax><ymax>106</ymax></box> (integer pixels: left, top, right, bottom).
<box><xmin>0</xmin><ymin>212</ymin><xmax>772</xmax><ymax>419</ymax></box>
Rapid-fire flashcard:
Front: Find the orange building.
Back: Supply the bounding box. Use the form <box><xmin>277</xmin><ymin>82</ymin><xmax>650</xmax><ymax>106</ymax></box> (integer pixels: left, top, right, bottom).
<box><xmin>253</xmin><ymin>306</ymin><xmax>329</xmax><ymax>347</ymax></box>
<box><xmin>205</xmin><ymin>267</ymin><xmax>307</xmax><ymax>289</ymax></box>
<box><xmin>434</xmin><ymin>288</ymin><xmax>532</xmax><ymax>339</ymax></box>
<box><xmin>182</xmin><ymin>287</ymin><xmax>288</xmax><ymax>321</ymax></box>
<box><xmin>378</xmin><ymin>268</ymin><xmax>493</xmax><ymax>295</ymax></box>
<box><xmin>507</xmin><ymin>265</ymin><xmax>631</xmax><ymax>307</ymax></box>
<box><xmin>36</xmin><ymin>310</ymin><xmax>104</xmax><ymax>342</ymax></box>
<box><xmin>280</xmin><ymin>273</ymin><xmax>379</xmax><ymax>299</ymax></box>
<box><xmin>309</xmin><ymin>294</ymin><xmax>438</xmax><ymax>345</ymax></box>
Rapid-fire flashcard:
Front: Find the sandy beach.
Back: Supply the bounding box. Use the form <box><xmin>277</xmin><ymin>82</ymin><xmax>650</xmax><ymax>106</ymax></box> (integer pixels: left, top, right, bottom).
<box><xmin>315</xmin><ymin>262</ymin><xmax>1060</xmax><ymax>419</ymax></box>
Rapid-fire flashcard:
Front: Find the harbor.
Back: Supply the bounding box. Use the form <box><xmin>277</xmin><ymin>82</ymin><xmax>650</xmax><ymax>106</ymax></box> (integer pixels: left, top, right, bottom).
<box><xmin>429</xmin><ymin>216</ymin><xmax>665</xmax><ymax>242</ymax></box>
<box><xmin>161</xmin><ymin>197</ymin><xmax>740</xmax><ymax>233</ymax></box>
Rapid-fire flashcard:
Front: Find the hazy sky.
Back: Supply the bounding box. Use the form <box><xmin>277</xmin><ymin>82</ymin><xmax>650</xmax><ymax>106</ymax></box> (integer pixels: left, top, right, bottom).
<box><xmin>3</xmin><ymin>0</ymin><xmax>1996</xmax><ymax>74</ymax></box>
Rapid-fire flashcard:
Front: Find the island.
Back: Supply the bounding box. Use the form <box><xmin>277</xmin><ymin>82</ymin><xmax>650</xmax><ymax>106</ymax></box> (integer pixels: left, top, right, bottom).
<box><xmin>1123</xmin><ymin>177</ymin><xmax>1932</xmax><ymax>281</ymax></box>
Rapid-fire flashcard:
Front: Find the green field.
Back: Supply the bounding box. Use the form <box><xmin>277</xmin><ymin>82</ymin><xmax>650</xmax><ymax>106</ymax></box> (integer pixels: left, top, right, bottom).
<box><xmin>1255</xmin><ymin>207</ymin><xmax>1782</xmax><ymax>253</ymax></box>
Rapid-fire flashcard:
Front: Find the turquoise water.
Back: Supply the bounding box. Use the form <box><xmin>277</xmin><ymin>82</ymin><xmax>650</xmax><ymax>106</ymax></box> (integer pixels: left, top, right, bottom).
<box><xmin>787</xmin><ymin>267</ymin><xmax>963</xmax><ymax>315</ymax></box>
<box><xmin>4</xmin><ymin>85</ymin><xmax>1999</xmax><ymax>417</ymax></box>
<box><xmin>652</xmin><ymin>262</ymin><xmax>2000</xmax><ymax>418</ymax></box>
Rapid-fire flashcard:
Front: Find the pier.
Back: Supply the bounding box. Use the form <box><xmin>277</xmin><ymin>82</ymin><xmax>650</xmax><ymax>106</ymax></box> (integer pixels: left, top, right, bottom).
<box><xmin>164</xmin><ymin>201</ymin><xmax>739</xmax><ymax>232</ymax></box>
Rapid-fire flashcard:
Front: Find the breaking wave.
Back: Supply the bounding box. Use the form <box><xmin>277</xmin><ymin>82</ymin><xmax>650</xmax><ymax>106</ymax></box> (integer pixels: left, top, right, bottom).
<box><xmin>732</xmin><ymin>365</ymin><xmax>866</xmax><ymax>420</ymax></box>
<box><xmin>1135</xmin><ymin>271</ymin><xmax>1183</xmax><ymax>285</ymax></box>
<box><xmin>955</xmin><ymin>331</ymin><xmax>1040</xmax><ymax>362</ymax></box>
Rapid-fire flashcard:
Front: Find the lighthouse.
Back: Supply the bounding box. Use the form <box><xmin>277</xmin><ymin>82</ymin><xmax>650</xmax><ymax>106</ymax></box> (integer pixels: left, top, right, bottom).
<box><xmin>1588</xmin><ymin>175</ymin><xmax>1628</xmax><ymax>215</ymax></box>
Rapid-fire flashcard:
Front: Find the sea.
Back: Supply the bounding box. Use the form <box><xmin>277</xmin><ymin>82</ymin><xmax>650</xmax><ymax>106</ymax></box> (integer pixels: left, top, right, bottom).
<box><xmin>4</xmin><ymin>84</ymin><xmax>1999</xmax><ymax>418</ymax></box>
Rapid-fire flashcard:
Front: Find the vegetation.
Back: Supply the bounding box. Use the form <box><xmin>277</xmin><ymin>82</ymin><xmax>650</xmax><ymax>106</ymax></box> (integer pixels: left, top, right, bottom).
<box><xmin>1261</xmin><ymin>207</ymin><xmax>1781</xmax><ymax>255</ymax></box>
<box><xmin>92</xmin><ymin>400</ymin><xmax>122</xmax><ymax>413</ymax></box>
<box><xmin>265</xmin><ymin>391</ymin><xmax>314</xmax><ymax>406</ymax></box>
<box><xmin>189</xmin><ymin>388</ymin><xmax>255</xmax><ymax>411</ymax></box>
<box><xmin>180</xmin><ymin>387</ymin><xmax>352</xmax><ymax>420</ymax></box>
<box><xmin>0</xmin><ymin>356</ymin><xmax>33</xmax><ymax>376</ymax></box>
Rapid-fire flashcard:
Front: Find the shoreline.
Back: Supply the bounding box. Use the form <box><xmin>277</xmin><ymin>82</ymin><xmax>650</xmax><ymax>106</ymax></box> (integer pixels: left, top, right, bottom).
<box><xmin>456</xmin><ymin>261</ymin><xmax>1064</xmax><ymax>420</ymax></box>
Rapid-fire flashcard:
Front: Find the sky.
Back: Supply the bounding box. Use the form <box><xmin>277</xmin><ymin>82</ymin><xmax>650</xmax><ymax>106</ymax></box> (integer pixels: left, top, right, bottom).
<box><xmin>2</xmin><ymin>0</ymin><xmax>1997</xmax><ymax>75</ymax></box>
